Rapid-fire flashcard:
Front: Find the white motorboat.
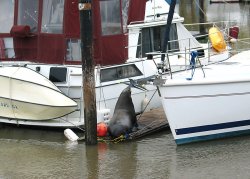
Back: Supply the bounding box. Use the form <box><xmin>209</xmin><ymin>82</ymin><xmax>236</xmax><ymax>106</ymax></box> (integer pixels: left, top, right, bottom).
<box><xmin>0</xmin><ymin>0</ymin><xmax>231</xmax><ymax>128</ymax></box>
<box><xmin>158</xmin><ymin>50</ymin><xmax>250</xmax><ymax>144</ymax></box>
<box><xmin>0</xmin><ymin>66</ymin><xmax>77</xmax><ymax>120</ymax></box>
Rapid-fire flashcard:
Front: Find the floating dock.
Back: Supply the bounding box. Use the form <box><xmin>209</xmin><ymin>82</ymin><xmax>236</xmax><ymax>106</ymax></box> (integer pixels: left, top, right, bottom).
<box><xmin>128</xmin><ymin>108</ymin><xmax>169</xmax><ymax>140</ymax></box>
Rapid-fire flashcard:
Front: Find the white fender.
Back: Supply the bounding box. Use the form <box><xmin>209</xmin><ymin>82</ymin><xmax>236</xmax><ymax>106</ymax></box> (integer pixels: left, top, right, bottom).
<box><xmin>64</xmin><ymin>128</ymin><xmax>79</xmax><ymax>141</ymax></box>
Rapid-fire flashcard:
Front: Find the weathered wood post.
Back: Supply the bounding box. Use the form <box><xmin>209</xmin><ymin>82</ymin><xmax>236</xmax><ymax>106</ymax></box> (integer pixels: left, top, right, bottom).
<box><xmin>199</xmin><ymin>0</ymin><xmax>206</xmax><ymax>35</ymax></box>
<box><xmin>78</xmin><ymin>0</ymin><xmax>97</xmax><ymax>145</ymax></box>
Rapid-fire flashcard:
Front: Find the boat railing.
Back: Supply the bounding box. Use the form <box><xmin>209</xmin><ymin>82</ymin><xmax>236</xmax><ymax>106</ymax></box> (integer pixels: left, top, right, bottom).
<box><xmin>182</xmin><ymin>21</ymin><xmax>250</xmax><ymax>57</ymax></box>
<box><xmin>145</xmin><ymin>32</ymin><xmax>228</xmax><ymax>78</ymax></box>
<box><xmin>184</xmin><ymin>20</ymin><xmax>237</xmax><ymax>36</ymax></box>
<box><xmin>125</xmin><ymin>30</ymin><xmax>143</xmax><ymax>59</ymax></box>
<box><xmin>147</xmin><ymin>33</ymin><xmax>250</xmax><ymax>80</ymax></box>
<box><xmin>229</xmin><ymin>37</ymin><xmax>250</xmax><ymax>54</ymax></box>
<box><xmin>147</xmin><ymin>49</ymin><xmax>206</xmax><ymax>80</ymax></box>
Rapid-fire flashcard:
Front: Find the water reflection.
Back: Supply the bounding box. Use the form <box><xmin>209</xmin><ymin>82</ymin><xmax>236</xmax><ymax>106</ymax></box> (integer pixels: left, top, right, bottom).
<box><xmin>178</xmin><ymin>1</ymin><xmax>250</xmax><ymax>39</ymax></box>
<box><xmin>173</xmin><ymin>136</ymin><xmax>250</xmax><ymax>178</ymax></box>
<box><xmin>85</xmin><ymin>145</ymin><xmax>98</xmax><ymax>179</ymax></box>
<box><xmin>0</xmin><ymin>125</ymin><xmax>66</xmax><ymax>142</ymax></box>
<box><xmin>94</xmin><ymin>142</ymin><xmax>138</xmax><ymax>179</ymax></box>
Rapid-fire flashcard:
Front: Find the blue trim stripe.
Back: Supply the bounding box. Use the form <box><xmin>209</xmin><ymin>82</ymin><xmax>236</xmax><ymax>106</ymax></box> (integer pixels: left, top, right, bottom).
<box><xmin>175</xmin><ymin>119</ymin><xmax>250</xmax><ymax>135</ymax></box>
<box><xmin>175</xmin><ymin>129</ymin><xmax>250</xmax><ymax>145</ymax></box>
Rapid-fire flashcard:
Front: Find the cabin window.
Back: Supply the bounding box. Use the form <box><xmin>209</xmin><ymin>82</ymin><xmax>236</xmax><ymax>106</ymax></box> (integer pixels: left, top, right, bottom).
<box><xmin>136</xmin><ymin>24</ymin><xmax>179</xmax><ymax>58</ymax></box>
<box><xmin>66</xmin><ymin>39</ymin><xmax>81</xmax><ymax>61</ymax></box>
<box><xmin>49</xmin><ymin>67</ymin><xmax>67</xmax><ymax>83</ymax></box>
<box><xmin>100</xmin><ymin>64</ymin><xmax>143</xmax><ymax>82</ymax></box>
<box><xmin>17</xmin><ymin>0</ymin><xmax>39</xmax><ymax>32</ymax></box>
<box><xmin>0</xmin><ymin>0</ymin><xmax>14</xmax><ymax>33</ymax></box>
<box><xmin>100</xmin><ymin>0</ymin><xmax>122</xmax><ymax>35</ymax></box>
<box><xmin>41</xmin><ymin>0</ymin><xmax>65</xmax><ymax>34</ymax></box>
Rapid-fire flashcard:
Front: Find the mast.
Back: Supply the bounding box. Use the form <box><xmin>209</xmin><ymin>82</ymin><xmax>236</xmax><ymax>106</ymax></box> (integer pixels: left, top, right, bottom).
<box><xmin>161</xmin><ymin>0</ymin><xmax>176</xmax><ymax>62</ymax></box>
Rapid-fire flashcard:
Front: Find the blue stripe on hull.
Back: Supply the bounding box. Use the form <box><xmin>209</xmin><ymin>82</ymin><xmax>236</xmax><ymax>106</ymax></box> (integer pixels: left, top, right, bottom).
<box><xmin>175</xmin><ymin>129</ymin><xmax>250</xmax><ymax>145</ymax></box>
<box><xmin>175</xmin><ymin>119</ymin><xmax>250</xmax><ymax>135</ymax></box>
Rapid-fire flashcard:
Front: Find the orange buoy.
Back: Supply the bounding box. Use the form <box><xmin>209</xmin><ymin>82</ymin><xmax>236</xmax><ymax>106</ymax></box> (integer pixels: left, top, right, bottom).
<box><xmin>97</xmin><ymin>122</ymin><xmax>108</xmax><ymax>137</ymax></box>
<box><xmin>209</xmin><ymin>27</ymin><xmax>226</xmax><ymax>52</ymax></box>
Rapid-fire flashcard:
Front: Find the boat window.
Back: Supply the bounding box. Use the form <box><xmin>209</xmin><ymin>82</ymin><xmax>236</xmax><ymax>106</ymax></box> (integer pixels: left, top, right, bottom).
<box><xmin>137</xmin><ymin>24</ymin><xmax>179</xmax><ymax>58</ymax></box>
<box><xmin>18</xmin><ymin>0</ymin><xmax>39</xmax><ymax>32</ymax></box>
<box><xmin>168</xmin><ymin>24</ymin><xmax>179</xmax><ymax>52</ymax></box>
<box><xmin>66</xmin><ymin>39</ymin><xmax>81</xmax><ymax>61</ymax></box>
<box><xmin>100</xmin><ymin>0</ymin><xmax>122</xmax><ymax>35</ymax></box>
<box><xmin>137</xmin><ymin>28</ymin><xmax>152</xmax><ymax>58</ymax></box>
<box><xmin>41</xmin><ymin>0</ymin><xmax>65</xmax><ymax>34</ymax></box>
<box><xmin>100</xmin><ymin>64</ymin><xmax>143</xmax><ymax>82</ymax></box>
<box><xmin>49</xmin><ymin>67</ymin><xmax>67</xmax><ymax>83</ymax></box>
<box><xmin>121</xmin><ymin>0</ymin><xmax>130</xmax><ymax>33</ymax></box>
<box><xmin>0</xmin><ymin>0</ymin><xmax>14</xmax><ymax>33</ymax></box>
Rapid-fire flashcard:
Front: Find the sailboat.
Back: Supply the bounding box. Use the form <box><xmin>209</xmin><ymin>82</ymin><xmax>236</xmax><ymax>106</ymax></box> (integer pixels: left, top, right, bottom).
<box><xmin>155</xmin><ymin>0</ymin><xmax>250</xmax><ymax>145</ymax></box>
<box><xmin>0</xmin><ymin>0</ymin><xmax>232</xmax><ymax>128</ymax></box>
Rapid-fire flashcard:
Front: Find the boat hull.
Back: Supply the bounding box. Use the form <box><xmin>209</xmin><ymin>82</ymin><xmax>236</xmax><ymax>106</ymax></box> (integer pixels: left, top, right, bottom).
<box><xmin>161</xmin><ymin>81</ymin><xmax>250</xmax><ymax>144</ymax></box>
<box><xmin>160</xmin><ymin>50</ymin><xmax>250</xmax><ymax>144</ymax></box>
<box><xmin>0</xmin><ymin>66</ymin><xmax>77</xmax><ymax>120</ymax></box>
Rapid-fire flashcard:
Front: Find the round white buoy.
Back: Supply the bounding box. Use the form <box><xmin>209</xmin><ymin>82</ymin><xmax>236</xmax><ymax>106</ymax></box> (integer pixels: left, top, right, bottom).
<box><xmin>64</xmin><ymin>128</ymin><xmax>79</xmax><ymax>141</ymax></box>
<box><xmin>230</xmin><ymin>38</ymin><xmax>237</xmax><ymax>43</ymax></box>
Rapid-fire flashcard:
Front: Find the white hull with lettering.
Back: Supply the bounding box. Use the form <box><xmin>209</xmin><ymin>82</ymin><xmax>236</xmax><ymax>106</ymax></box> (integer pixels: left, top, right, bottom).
<box><xmin>0</xmin><ymin>66</ymin><xmax>77</xmax><ymax>121</ymax></box>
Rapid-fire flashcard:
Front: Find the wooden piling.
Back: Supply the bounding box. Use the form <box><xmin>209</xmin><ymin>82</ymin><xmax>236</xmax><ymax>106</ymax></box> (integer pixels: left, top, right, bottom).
<box><xmin>199</xmin><ymin>0</ymin><xmax>206</xmax><ymax>34</ymax></box>
<box><xmin>79</xmin><ymin>0</ymin><xmax>97</xmax><ymax>145</ymax></box>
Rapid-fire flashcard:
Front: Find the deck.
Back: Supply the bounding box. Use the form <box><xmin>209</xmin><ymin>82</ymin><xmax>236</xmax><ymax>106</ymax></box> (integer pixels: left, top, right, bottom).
<box><xmin>128</xmin><ymin>108</ymin><xmax>169</xmax><ymax>140</ymax></box>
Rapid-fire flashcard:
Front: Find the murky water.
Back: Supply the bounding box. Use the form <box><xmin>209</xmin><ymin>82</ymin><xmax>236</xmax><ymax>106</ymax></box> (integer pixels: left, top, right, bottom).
<box><xmin>2</xmin><ymin>126</ymin><xmax>250</xmax><ymax>179</ymax></box>
<box><xmin>1</xmin><ymin>1</ymin><xmax>250</xmax><ymax>179</ymax></box>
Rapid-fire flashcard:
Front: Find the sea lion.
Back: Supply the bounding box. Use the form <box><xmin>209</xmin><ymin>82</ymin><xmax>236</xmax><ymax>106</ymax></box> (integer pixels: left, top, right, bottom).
<box><xmin>108</xmin><ymin>86</ymin><xmax>138</xmax><ymax>137</ymax></box>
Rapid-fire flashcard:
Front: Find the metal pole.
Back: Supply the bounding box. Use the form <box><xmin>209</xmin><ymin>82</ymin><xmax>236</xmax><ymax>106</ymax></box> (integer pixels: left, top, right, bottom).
<box><xmin>161</xmin><ymin>0</ymin><xmax>176</xmax><ymax>62</ymax></box>
<box><xmin>79</xmin><ymin>0</ymin><xmax>97</xmax><ymax>145</ymax></box>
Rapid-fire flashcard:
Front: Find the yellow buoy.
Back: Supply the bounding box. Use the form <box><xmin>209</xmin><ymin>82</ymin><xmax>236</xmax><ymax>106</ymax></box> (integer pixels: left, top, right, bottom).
<box><xmin>209</xmin><ymin>27</ymin><xmax>226</xmax><ymax>52</ymax></box>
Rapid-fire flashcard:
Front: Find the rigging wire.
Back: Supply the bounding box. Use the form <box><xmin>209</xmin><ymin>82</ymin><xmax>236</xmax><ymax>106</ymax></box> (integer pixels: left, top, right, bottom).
<box><xmin>137</xmin><ymin>89</ymin><xmax>158</xmax><ymax>121</ymax></box>
<box><xmin>194</xmin><ymin>0</ymin><xmax>206</xmax><ymax>18</ymax></box>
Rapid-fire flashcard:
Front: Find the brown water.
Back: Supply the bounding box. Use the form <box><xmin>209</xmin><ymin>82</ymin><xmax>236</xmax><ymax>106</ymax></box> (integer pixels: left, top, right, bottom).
<box><xmin>2</xmin><ymin>126</ymin><xmax>250</xmax><ymax>179</ymax></box>
<box><xmin>1</xmin><ymin>1</ymin><xmax>250</xmax><ymax>179</ymax></box>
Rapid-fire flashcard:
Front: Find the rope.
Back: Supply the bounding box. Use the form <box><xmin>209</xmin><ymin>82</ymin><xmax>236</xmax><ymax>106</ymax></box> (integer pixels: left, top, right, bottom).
<box><xmin>97</xmin><ymin>134</ymin><xmax>127</xmax><ymax>144</ymax></box>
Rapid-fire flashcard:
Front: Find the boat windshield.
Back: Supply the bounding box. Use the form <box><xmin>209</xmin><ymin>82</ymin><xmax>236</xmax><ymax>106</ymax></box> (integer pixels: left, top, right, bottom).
<box><xmin>0</xmin><ymin>0</ymin><xmax>14</xmax><ymax>33</ymax></box>
<box><xmin>17</xmin><ymin>0</ymin><xmax>39</xmax><ymax>32</ymax></box>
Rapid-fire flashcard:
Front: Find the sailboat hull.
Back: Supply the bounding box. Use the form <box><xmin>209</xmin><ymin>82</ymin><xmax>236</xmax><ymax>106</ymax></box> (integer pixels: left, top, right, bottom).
<box><xmin>160</xmin><ymin>51</ymin><xmax>250</xmax><ymax>144</ymax></box>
